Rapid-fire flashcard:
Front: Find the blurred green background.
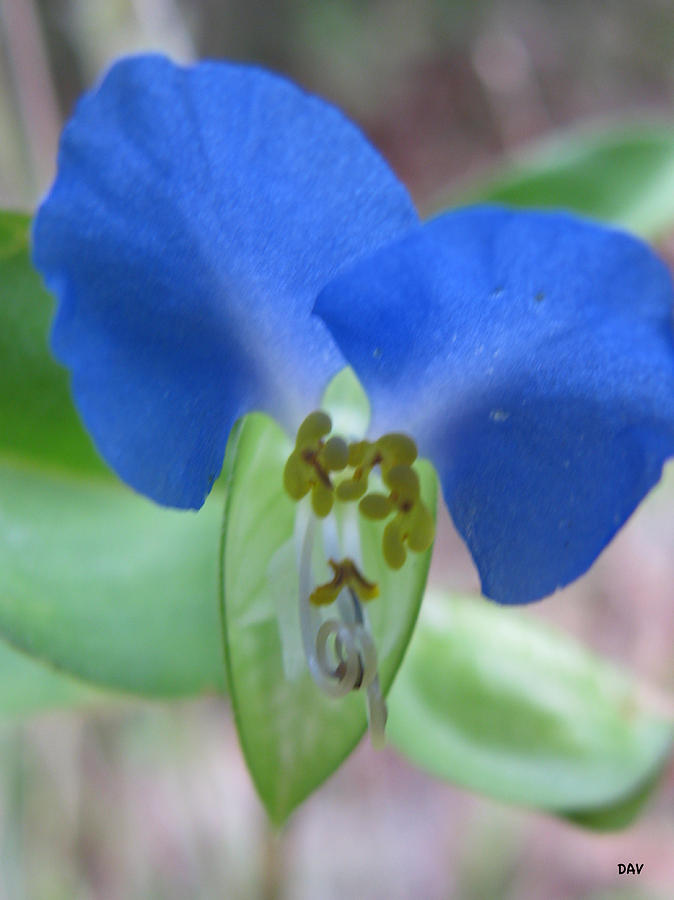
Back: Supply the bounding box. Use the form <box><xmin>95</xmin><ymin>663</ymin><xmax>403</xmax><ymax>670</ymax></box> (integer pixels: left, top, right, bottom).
<box><xmin>0</xmin><ymin>1</ymin><xmax>673</xmax><ymax>897</ymax></box>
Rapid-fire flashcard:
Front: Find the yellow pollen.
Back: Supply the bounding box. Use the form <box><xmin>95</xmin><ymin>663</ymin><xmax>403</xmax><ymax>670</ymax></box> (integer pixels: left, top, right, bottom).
<box><xmin>284</xmin><ymin>411</ymin><xmax>436</xmax><ymax>575</ymax></box>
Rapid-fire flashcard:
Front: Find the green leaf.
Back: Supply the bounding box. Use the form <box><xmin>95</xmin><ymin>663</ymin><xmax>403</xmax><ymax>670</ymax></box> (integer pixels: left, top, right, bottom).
<box><xmin>0</xmin><ymin>212</ymin><xmax>106</xmax><ymax>474</ymax></box>
<box><xmin>445</xmin><ymin>123</ymin><xmax>674</xmax><ymax>238</ymax></box>
<box><xmin>221</xmin><ymin>372</ymin><xmax>437</xmax><ymax>822</ymax></box>
<box><xmin>387</xmin><ymin>590</ymin><xmax>672</xmax><ymax>826</ymax></box>
<box><xmin>0</xmin><ymin>211</ymin><xmax>225</xmax><ymax>698</ymax></box>
<box><xmin>0</xmin><ymin>635</ymin><xmax>111</xmax><ymax>717</ymax></box>
<box><xmin>563</xmin><ymin>765</ymin><xmax>665</xmax><ymax>831</ymax></box>
<box><xmin>0</xmin><ymin>462</ymin><xmax>226</xmax><ymax>696</ymax></box>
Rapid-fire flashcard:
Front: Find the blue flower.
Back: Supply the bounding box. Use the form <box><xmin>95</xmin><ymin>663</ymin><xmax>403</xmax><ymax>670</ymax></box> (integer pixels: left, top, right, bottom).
<box><xmin>33</xmin><ymin>54</ymin><xmax>674</xmax><ymax>607</ymax></box>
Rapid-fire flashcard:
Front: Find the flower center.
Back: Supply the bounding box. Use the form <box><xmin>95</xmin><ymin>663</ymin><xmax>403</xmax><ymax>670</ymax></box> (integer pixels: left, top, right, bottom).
<box><xmin>283</xmin><ymin>410</ymin><xmax>435</xmax><ymax>746</ymax></box>
<box><xmin>284</xmin><ymin>411</ymin><xmax>434</xmax><ymax>576</ymax></box>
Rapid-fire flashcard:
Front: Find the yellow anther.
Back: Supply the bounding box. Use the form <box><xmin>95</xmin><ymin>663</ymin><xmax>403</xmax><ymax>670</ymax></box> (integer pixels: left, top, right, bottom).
<box><xmin>284</xmin><ymin>411</ymin><xmax>342</xmax><ymax>517</ymax></box>
<box><xmin>375</xmin><ymin>433</ymin><xmax>418</xmax><ymax>468</ymax></box>
<box><xmin>337</xmin><ymin>441</ymin><xmax>380</xmax><ymax>500</ymax></box>
<box><xmin>359</xmin><ymin>492</ymin><xmax>393</xmax><ymax>520</ymax></box>
<box><xmin>407</xmin><ymin>503</ymin><xmax>435</xmax><ymax>553</ymax></box>
<box><xmin>336</xmin><ymin>475</ymin><xmax>367</xmax><ymax>501</ymax></box>
<box><xmin>283</xmin><ymin>451</ymin><xmax>311</xmax><ymax>500</ymax></box>
<box><xmin>284</xmin><ymin>412</ymin><xmax>434</xmax><ymax>577</ymax></box>
<box><xmin>347</xmin><ymin>562</ymin><xmax>380</xmax><ymax>603</ymax></box>
<box><xmin>322</xmin><ymin>436</ymin><xmax>349</xmax><ymax>471</ymax></box>
<box><xmin>383</xmin><ymin>520</ymin><xmax>407</xmax><ymax>570</ymax></box>
<box><xmin>311</xmin><ymin>481</ymin><xmax>334</xmax><ymax>518</ymax></box>
<box><xmin>377</xmin><ymin>463</ymin><xmax>435</xmax><ymax>569</ymax></box>
<box><xmin>337</xmin><ymin>434</ymin><xmax>418</xmax><ymax>503</ymax></box>
<box><xmin>310</xmin><ymin>558</ymin><xmax>380</xmax><ymax>606</ymax></box>
<box><xmin>348</xmin><ymin>441</ymin><xmax>370</xmax><ymax>467</ymax></box>
<box><xmin>384</xmin><ymin>464</ymin><xmax>420</xmax><ymax>506</ymax></box>
<box><xmin>296</xmin><ymin>411</ymin><xmax>331</xmax><ymax>447</ymax></box>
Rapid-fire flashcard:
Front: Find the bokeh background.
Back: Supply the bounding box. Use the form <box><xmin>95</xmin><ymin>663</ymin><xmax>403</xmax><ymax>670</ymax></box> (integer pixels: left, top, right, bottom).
<box><xmin>0</xmin><ymin>0</ymin><xmax>673</xmax><ymax>897</ymax></box>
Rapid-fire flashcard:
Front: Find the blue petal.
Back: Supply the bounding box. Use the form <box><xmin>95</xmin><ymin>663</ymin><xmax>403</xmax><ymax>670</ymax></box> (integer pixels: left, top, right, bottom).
<box><xmin>33</xmin><ymin>54</ymin><xmax>417</xmax><ymax>508</ymax></box>
<box><xmin>315</xmin><ymin>207</ymin><xmax>674</xmax><ymax>603</ymax></box>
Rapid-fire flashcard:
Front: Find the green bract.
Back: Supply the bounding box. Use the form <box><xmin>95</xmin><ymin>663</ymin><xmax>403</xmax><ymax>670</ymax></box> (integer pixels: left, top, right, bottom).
<box><xmin>387</xmin><ymin>590</ymin><xmax>672</xmax><ymax>827</ymax></box>
<box><xmin>220</xmin><ymin>372</ymin><xmax>437</xmax><ymax>822</ymax></box>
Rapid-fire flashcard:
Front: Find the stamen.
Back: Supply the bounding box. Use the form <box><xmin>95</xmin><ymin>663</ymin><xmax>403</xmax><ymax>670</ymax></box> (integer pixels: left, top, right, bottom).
<box><xmin>310</xmin><ymin>557</ymin><xmax>379</xmax><ymax>606</ymax></box>
<box><xmin>286</xmin><ymin>410</ymin><xmax>435</xmax><ymax>573</ymax></box>
<box><xmin>297</xmin><ymin>410</ymin><xmax>331</xmax><ymax>445</ymax></box>
<box><xmin>284</xmin><ymin>410</ymin><xmax>436</xmax><ymax>748</ymax></box>
<box><xmin>297</xmin><ymin>513</ymin><xmax>387</xmax><ymax>743</ymax></box>
<box><xmin>284</xmin><ymin>412</ymin><xmax>349</xmax><ymax>518</ymax></box>
<box><xmin>322</xmin><ymin>435</ymin><xmax>349</xmax><ymax>471</ymax></box>
<box><xmin>359</xmin><ymin>492</ymin><xmax>393</xmax><ymax>520</ymax></box>
<box><xmin>310</xmin><ymin>481</ymin><xmax>334</xmax><ymax>518</ymax></box>
<box><xmin>336</xmin><ymin>432</ymin><xmax>418</xmax><ymax>500</ymax></box>
<box><xmin>301</xmin><ymin>448</ymin><xmax>333</xmax><ymax>489</ymax></box>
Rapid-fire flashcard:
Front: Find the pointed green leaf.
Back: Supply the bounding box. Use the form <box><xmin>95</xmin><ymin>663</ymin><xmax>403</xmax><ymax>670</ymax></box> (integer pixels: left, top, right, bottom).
<box><xmin>0</xmin><ymin>211</ymin><xmax>225</xmax><ymax>698</ymax></box>
<box><xmin>0</xmin><ymin>462</ymin><xmax>225</xmax><ymax>696</ymax></box>
<box><xmin>444</xmin><ymin>123</ymin><xmax>674</xmax><ymax>238</ymax></box>
<box><xmin>387</xmin><ymin>590</ymin><xmax>672</xmax><ymax>826</ymax></box>
<box><xmin>221</xmin><ymin>372</ymin><xmax>437</xmax><ymax>822</ymax></box>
